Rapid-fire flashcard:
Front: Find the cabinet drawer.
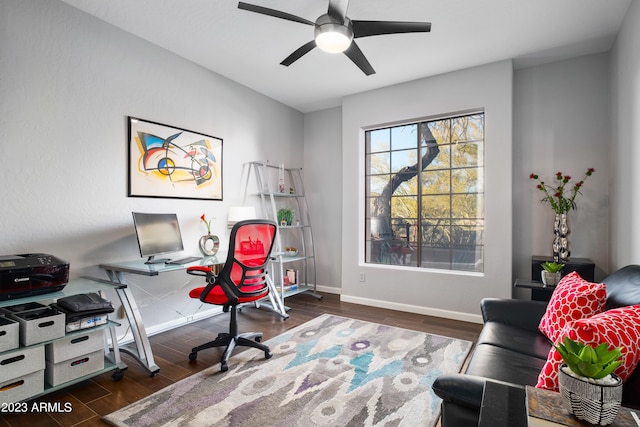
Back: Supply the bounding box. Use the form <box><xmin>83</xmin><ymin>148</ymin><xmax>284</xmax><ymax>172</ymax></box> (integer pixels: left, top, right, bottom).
<box><xmin>11</xmin><ymin>308</ymin><xmax>65</xmax><ymax>346</ymax></box>
<box><xmin>46</xmin><ymin>330</ymin><xmax>103</xmax><ymax>363</ymax></box>
<box><xmin>0</xmin><ymin>369</ymin><xmax>44</xmax><ymax>404</ymax></box>
<box><xmin>0</xmin><ymin>344</ymin><xmax>44</xmax><ymax>383</ymax></box>
<box><xmin>45</xmin><ymin>350</ymin><xmax>104</xmax><ymax>386</ymax></box>
<box><xmin>0</xmin><ymin>316</ymin><xmax>19</xmax><ymax>353</ymax></box>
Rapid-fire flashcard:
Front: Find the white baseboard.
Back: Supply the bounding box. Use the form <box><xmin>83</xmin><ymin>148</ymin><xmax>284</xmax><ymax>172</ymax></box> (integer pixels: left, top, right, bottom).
<box><xmin>315</xmin><ymin>284</ymin><xmax>341</xmax><ymax>294</ymax></box>
<box><xmin>340</xmin><ymin>294</ymin><xmax>483</xmax><ymax>324</ymax></box>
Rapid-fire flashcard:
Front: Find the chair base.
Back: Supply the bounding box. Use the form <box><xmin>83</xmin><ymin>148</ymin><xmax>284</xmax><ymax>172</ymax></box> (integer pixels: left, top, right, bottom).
<box><xmin>188</xmin><ymin>303</ymin><xmax>273</xmax><ymax>372</ymax></box>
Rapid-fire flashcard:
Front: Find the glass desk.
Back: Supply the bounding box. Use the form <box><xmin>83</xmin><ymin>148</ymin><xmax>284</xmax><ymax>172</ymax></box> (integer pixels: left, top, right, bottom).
<box><xmin>99</xmin><ymin>255</ymin><xmax>226</xmax><ymax>375</ymax></box>
<box><xmin>99</xmin><ymin>253</ymin><xmax>288</xmax><ymax>375</ymax></box>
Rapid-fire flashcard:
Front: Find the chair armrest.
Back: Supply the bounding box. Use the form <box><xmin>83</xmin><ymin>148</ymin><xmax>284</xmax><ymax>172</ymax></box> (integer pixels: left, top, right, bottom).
<box><xmin>480</xmin><ymin>298</ymin><xmax>548</xmax><ymax>331</ymax></box>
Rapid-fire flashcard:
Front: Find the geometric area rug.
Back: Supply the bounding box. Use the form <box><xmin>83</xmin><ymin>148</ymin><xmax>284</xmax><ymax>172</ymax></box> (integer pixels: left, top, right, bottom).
<box><xmin>103</xmin><ymin>314</ymin><xmax>473</xmax><ymax>427</ymax></box>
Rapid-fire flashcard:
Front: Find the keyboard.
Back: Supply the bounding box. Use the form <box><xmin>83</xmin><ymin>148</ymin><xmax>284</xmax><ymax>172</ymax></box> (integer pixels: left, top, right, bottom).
<box><xmin>165</xmin><ymin>256</ymin><xmax>202</xmax><ymax>265</ymax></box>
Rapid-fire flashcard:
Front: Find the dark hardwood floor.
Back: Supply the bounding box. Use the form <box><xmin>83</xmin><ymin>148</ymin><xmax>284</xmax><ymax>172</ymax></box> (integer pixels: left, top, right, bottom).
<box><xmin>0</xmin><ymin>292</ymin><xmax>482</xmax><ymax>427</ymax></box>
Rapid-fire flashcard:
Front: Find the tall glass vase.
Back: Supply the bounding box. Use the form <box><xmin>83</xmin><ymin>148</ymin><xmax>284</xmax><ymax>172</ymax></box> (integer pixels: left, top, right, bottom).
<box><xmin>552</xmin><ymin>213</ymin><xmax>570</xmax><ymax>262</ymax></box>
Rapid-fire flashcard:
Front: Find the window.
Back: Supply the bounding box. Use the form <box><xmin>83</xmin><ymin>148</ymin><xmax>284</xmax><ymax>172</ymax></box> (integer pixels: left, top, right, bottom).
<box><xmin>365</xmin><ymin>112</ymin><xmax>484</xmax><ymax>272</ymax></box>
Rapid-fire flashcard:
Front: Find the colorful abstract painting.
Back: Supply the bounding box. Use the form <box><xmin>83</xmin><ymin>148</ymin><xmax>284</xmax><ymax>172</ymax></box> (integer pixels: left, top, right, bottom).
<box><xmin>128</xmin><ymin>117</ymin><xmax>223</xmax><ymax>200</ymax></box>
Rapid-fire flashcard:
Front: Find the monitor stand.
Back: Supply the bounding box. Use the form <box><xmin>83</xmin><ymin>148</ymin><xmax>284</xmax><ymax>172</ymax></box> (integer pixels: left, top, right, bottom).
<box><xmin>144</xmin><ymin>256</ymin><xmax>171</xmax><ymax>265</ymax></box>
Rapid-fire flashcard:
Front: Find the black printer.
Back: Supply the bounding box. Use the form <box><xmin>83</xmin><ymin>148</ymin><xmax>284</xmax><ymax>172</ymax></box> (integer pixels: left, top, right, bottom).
<box><xmin>0</xmin><ymin>253</ymin><xmax>69</xmax><ymax>300</ymax></box>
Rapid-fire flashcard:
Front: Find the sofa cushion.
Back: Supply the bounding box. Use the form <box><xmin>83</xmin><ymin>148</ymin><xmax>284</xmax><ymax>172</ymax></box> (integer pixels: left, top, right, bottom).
<box><xmin>477</xmin><ymin>322</ymin><xmax>551</xmax><ymax>360</ymax></box>
<box><xmin>536</xmin><ymin>304</ymin><xmax>640</xmax><ymax>391</ymax></box>
<box><xmin>603</xmin><ymin>265</ymin><xmax>640</xmax><ymax>310</ymax></box>
<box><xmin>538</xmin><ymin>271</ymin><xmax>606</xmax><ymax>343</ymax></box>
<box><xmin>465</xmin><ymin>343</ymin><xmax>546</xmax><ymax>386</ymax></box>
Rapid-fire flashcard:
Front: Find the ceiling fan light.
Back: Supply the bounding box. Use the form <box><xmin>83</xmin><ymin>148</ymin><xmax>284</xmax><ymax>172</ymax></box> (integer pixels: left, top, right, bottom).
<box><xmin>315</xmin><ymin>23</ymin><xmax>352</xmax><ymax>53</ymax></box>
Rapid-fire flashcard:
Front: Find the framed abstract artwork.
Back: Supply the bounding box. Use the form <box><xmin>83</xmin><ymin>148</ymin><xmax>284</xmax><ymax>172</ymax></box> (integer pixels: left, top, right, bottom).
<box><xmin>128</xmin><ymin>117</ymin><xmax>223</xmax><ymax>200</ymax></box>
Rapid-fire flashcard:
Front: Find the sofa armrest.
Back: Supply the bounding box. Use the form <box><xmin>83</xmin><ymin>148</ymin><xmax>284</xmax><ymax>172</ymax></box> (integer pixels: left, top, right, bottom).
<box><xmin>432</xmin><ymin>373</ymin><xmax>486</xmax><ymax>410</ymax></box>
<box><xmin>481</xmin><ymin>298</ymin><xmax>548</xmax><ymax>331</ymax></box>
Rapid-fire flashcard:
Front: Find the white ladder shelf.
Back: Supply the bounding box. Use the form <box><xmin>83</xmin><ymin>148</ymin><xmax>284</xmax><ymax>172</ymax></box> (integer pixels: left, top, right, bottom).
<box><xmin>244</xmin><ymin>161</ymin><xmax>322</xmax><ymax>318</ymax></box>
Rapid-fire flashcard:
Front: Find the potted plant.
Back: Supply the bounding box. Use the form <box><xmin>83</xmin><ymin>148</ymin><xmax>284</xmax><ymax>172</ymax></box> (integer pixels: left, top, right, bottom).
<box><xmin>555</xmin><ymin>337</ymin><xmax>624</xmax><ymax>425</ymax></box>
<box><xmin>541</xmin><ymin>261</ymin><xmax>564</xmax><ymax>286</ymax></box>
<box><xmin>277</xmin><ymin>208</ymin><xmax>294</xmax><ymax>226</ymax></box>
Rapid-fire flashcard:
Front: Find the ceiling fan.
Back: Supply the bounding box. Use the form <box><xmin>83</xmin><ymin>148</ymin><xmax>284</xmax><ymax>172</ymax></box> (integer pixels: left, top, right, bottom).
<box><xmin>237</xmin><ymin>0</ymin><xmax>431</xmax><ymax>76</ymax></box>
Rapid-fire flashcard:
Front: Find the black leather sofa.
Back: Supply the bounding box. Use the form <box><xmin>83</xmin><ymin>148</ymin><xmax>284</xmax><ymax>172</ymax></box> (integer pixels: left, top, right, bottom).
<box><xmin>432</xmin><ymin>265</ymin><xmax>640</xmax><ymax>427</ymax></box>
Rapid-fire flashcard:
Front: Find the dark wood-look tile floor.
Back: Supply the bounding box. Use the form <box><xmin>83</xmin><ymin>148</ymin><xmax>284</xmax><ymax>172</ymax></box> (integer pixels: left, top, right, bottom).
<box><xmin>0</xmin><ymin>293</ymin><xmax>482</xmax><ymax>426</ymax></box>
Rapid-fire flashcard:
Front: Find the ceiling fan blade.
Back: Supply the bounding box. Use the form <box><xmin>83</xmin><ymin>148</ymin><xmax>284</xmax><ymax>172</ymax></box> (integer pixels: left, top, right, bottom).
<box><xmin>352</xmin><ymin>20</ymin><xmax>431</xmax><ymax>38</ymax></box>
<box><xmin>238</xmin><ymin>2</ymin><xmax>314</xmax><ymax>26</ymax></box>
<box><xmin>327</xmin><ymin>0</ymin><xmax>350</xmax><ymax>21</ymax></box>
<box><xmin>280</xmin><ymin>40</ymin><xmax>317</xmax><ymax>66</ymax></box>
<box><xmin>344</xmin><ymin>41</ymin><xmax>375</xmax><ymax>76</ymax></box>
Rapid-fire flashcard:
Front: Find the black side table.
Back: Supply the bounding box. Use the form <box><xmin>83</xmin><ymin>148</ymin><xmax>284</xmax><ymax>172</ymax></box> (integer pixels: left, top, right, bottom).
<box><xmin>514</xmin><ymin>278</ymin><xmax>555</xmax><ymax>302</ymax></box>
<box><xmin>531</xmin><ymin>256</ymin><xmax>595</xmax><ymax>282</ymax></box>
<box><xmin>478</xmin><ymin>381</ymin><xmax>527</xmax><ymax>427</ymax></box>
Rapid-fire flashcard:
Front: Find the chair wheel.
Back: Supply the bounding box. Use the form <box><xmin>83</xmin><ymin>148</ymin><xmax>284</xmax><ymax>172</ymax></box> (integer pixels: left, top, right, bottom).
<box><xmin>112</xmin><ymin>369</ymin><xmax>125</xmax><ymax>381</ymax></box>
<box><xmin>220</xmin><ymin>362</ymin><xmax>228</xmax><ymax>372</ymax></box>
<box><xmin>189</xmin><ymin>352</ymin><xmax>197</xmax><ymax>361</ymax></box>
<box><xmin>265</xmin><ymin>350</ymin><xmax>273</xmax><ymax>359</ymax></box>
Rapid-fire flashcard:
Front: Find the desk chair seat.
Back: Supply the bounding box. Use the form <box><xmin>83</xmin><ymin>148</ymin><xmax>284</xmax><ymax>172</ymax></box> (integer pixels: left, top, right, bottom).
<box><xmin>186</xmin><ymin>219</ymin><xmax>277</xmax><ymax>372</ymax></box>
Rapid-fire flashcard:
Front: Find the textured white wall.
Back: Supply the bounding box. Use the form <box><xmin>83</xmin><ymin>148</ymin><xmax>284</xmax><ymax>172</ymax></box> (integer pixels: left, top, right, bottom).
<box><xmin>610</xmin><ymin>0</ymin><xmax>640</xmax><ymax>270</ymax></box>
<box><xmin>341</xmin><ymin>61</ymin><xmax>513</xmax><ymax>323</ymax></box>
<box><xmin>0</xmin><ymin>0</ymin><xmax>303</xmax><ymax>335</ymax></box>
<box><xmin>513</xmin><ymin>54</ymin><xmax>611</xmax><ymax>285</ymax></box>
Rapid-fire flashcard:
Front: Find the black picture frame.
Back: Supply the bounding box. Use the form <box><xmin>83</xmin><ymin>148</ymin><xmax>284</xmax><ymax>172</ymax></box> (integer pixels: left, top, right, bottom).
<box><xmin>128</xmin><ymin>117</ymin><xmax>223</xmax><ymax>200</ymax></box>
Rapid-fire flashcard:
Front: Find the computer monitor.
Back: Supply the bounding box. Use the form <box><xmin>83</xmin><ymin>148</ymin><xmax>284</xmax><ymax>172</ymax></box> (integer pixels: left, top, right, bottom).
<box><xmin>132</xmin><ymin>212</ymin><xmax>184</xmax><ymax>264</ymax></box>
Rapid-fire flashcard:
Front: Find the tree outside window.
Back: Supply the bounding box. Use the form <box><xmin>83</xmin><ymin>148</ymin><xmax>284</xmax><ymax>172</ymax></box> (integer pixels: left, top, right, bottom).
<box><xmin>365</xmin><ymin>112</ymin><xmax>485</xmax><ymax>272</ymax></box>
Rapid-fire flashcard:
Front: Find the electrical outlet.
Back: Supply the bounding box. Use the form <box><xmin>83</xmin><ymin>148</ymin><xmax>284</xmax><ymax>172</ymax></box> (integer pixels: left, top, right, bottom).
<box><xmin>359</xmin><ymin>272</ymin><xmax>366</xmax><ymax>282</ymax></box>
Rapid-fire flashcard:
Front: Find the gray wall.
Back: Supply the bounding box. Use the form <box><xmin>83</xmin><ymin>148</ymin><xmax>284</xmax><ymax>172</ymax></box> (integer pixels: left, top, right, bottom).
<box><xmin>610</xmin><ymin>0</ymin><xmax>640</xmax><ymax>270</ymax></box>
<box><xmin>340</xmin><ymin>61</ymin><xmax>513</xmax><ymax>323</ymax></box>
<box><xmin>303</xmin><ymin>53</ymin><xmax>616</xmax><ymax>319</ymax></box>
<box><xmin>0</xmin><ymin>0</ymin><xmax>303</xmax><ymax>335</ymax></box>
<box><xmin>303</xmin><ymin>108</ymin><xmax>343</xmax><ymax>291</ymax></box>
<box><xmin>513</xmin><ymin>53</ymin><xmax>611</xmax><ymax>287</ymax></box>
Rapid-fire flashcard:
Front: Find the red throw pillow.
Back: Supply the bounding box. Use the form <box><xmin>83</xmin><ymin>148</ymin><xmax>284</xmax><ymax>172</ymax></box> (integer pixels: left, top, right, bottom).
<box><xmin>536</xmin><ymin>304</ymin><xmax>640</xmax><ymax>391</ymax></box>
<box><xmin>538</xmin><ymin>271</ymin><xmax>606</xmax><ymax>343</ymax></box>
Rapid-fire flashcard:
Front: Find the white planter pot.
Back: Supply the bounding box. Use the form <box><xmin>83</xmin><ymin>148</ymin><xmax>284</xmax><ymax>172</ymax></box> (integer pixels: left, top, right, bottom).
<box><xmin>541</xmin><ymin>271</ymin><xmax>561</xmax><ymax>286</ymax></box>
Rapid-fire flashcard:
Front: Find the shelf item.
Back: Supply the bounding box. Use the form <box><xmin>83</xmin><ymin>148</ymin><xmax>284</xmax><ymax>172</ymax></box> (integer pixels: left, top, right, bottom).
<box><xmin>0</xmin><ymin>278</ymin><xmax>126</xmax><ymax>403</ymax></box>
<box><xmin>245</xmin><ymin>161</ymin><xmax>322</xmax><ymax>318</ymax></box>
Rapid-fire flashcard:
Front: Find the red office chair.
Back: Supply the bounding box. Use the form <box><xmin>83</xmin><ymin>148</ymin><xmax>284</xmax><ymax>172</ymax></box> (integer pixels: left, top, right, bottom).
<box><xmin>186</xmin><ymin>219</ymin><xmax>277</xmax><ymax>372</ymax></box>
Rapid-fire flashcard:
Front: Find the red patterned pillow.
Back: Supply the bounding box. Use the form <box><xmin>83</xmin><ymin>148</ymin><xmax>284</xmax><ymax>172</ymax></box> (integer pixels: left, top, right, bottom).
<box><xmin>536</xmin><ymin>304</ymin><xmax>640</xmax><ymax>391</ymax></box>
<box><xmin>538</xmin><ymin>271</ymin><xmax>606</xmax><ymax>343</ymax></box>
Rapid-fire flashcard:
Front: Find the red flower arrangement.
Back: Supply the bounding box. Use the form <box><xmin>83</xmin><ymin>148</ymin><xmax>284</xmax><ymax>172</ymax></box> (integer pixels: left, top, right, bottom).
<box><xmin>529</xmin><ymin>168</ymin><xmax>595</xmax><ymax>214</ymax></box>
<box><xmin>200</xmin><ymin>213</ymin><xmax>213</xmax><ymax>234</ymax></box>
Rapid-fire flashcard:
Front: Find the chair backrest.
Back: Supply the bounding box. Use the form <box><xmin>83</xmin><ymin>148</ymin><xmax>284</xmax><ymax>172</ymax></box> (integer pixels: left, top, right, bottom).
<box><xmin>219</xmin><ymin>219</ymin><xmax>277</xmax><ymax>294</ymax></box>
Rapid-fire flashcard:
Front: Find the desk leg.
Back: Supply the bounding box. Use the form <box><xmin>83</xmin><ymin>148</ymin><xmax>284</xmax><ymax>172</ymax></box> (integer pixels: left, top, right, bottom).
<box><xmin>98</xmin><ymin>289</ymin><xmax>127</xmax><ymax>372</ymax></box>
<box><xmin>106</xmin><ymin>270</ymin><xmax>160</xmax><ymax>376</ymax></box>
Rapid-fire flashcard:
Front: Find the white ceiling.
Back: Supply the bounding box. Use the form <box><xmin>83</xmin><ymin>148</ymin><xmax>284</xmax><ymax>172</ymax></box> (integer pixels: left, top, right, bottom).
<box><xmin>60</xmin><ymin>0</ymin><xmax>631</xmax><ymax>113</ymax></box>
